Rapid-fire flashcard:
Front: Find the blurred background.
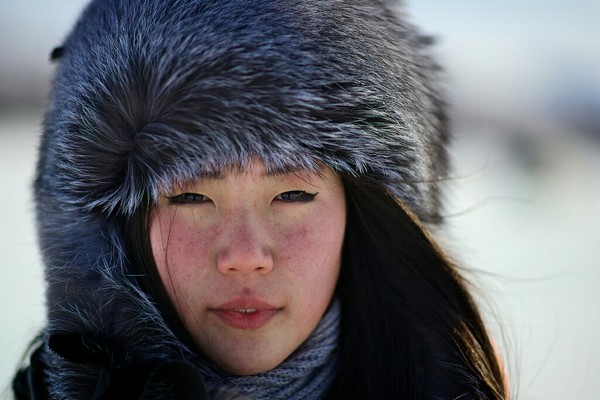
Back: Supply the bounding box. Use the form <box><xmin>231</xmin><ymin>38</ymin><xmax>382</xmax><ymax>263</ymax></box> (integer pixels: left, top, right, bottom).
<box><xmin>1</xmin><ymin>1</ymin><xmax>599</xmax><ymax>398</ymax></box>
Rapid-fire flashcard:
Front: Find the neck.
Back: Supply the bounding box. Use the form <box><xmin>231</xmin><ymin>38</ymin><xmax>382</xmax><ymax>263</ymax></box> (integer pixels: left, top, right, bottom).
<box><xmin>197</xmin><ymin>298</ymin><xmax>341</xmax><ymax>400</ymax></box>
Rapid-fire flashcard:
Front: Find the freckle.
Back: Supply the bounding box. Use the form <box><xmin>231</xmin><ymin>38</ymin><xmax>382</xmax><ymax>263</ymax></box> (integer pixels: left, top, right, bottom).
<box><xmin>297</xmin><ymin>225</ymin><xmax>311</xmax><ymax>239</ymax></box>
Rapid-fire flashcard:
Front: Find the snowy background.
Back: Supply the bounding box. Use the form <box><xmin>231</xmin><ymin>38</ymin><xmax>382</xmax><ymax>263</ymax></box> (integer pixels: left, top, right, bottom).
<box><xmin>1</xmin><ymin>1</ymin><xmax>599</xmax><ymax>398</ymax></box>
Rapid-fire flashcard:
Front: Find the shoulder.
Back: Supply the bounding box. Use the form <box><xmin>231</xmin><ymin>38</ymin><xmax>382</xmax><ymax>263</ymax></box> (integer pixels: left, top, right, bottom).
<box><xmin>13</xmin><ymin>334</ymin><xmax>210</xmax><ymax>400</ymax></box>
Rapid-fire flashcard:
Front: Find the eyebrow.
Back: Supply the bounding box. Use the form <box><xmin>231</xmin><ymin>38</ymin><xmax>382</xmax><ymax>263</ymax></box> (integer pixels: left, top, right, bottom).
<box><xmin>265</xmin><ymin>165</ymin><xmax>316</xmax><ymax>177</ymax></box>
<box><xmin>196</xmin><ymin>164</ymin><xmax>318</xmax><ymax>180</ymax></box>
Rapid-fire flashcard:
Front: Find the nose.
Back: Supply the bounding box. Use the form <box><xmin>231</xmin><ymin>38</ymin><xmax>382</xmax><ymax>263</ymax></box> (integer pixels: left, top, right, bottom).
<box><xmin>216</xmin><ymin>214</ymin><xmax>274</xmax><ymax>275</ymax></box>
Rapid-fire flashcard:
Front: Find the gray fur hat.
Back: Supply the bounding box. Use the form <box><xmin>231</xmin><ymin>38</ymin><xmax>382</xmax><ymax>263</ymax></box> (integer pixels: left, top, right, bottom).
<box><xmin>40</xmin><ymin>0</ymin><xmax>448</xmax><ymax>220</ymax></box>
<box><xmin>34</xmin><ymin>0</ymin><xmax>448</xmax><ymax>395</ymax></box>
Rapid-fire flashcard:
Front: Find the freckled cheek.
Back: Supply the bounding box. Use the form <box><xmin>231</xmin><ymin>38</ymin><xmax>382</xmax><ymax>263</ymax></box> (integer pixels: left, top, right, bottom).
<box><xmin>150</xmin><ymin>216</ymin><xmax>219</xmax><ymax>281</ymax></box>
<box><xmin>277</xmin><ymin>217</ymin><xmax>344</xmax><ymax>281</ymax></box>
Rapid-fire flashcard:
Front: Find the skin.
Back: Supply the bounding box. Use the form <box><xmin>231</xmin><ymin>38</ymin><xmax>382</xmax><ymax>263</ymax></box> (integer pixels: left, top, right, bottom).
<box><xmin>150</xmin><ymin>160</ymin><xmax>346</xmax><ymax>375</ymax></box>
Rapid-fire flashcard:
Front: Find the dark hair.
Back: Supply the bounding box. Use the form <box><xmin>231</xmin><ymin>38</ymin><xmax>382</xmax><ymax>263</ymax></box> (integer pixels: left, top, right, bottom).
<box><xmin>328</xmin><ymin>176</ymin><xmax>506</xmax><ymax>399</ymax></box>
<box><xmin>125</xmin><ymin>173</ymin><xmax>506</xmax><ymax>399</ymax></box>
<box><xmin>125</xmin><ymin>199</ymin><xmax>197</xmax><ymax>349</ymax></box>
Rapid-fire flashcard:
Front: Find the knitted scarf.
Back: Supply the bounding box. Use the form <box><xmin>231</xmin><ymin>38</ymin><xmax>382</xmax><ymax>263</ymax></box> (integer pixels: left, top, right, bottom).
<box><xmin>197</xmin><ymin>298</ymin><xmax>341</xmax><ymax>400</ymax></box>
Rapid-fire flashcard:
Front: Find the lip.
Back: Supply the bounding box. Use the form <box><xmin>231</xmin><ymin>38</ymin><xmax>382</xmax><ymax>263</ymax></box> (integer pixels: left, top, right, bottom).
<box><xmin>210</xmin><ymin>298</ymin><xmax>282</xmax><ymax>330</ymax></box>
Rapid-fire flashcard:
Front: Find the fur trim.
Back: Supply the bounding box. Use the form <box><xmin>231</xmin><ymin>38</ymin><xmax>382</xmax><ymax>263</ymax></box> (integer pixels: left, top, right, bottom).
<box><xmin>34</xmin><ymin>0</ymin><xmax>448</xmax><ymax>397</ymax></box>
<box><xmin>40</xmin><ymin>0</ymin><xmax>447</xmax><ymax>219</ymax></box>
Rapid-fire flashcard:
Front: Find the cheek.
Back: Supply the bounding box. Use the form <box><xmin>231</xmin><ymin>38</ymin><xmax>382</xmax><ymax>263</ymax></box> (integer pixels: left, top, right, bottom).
<box><xmin>149</xmin><ymin>213</ymin><xmax>217</xmax><ymax>287</ymax></box>
<box><xmin>278</xmin><ymin>209</ymin><xmax>345</xmax><ymax>284</ymax></box>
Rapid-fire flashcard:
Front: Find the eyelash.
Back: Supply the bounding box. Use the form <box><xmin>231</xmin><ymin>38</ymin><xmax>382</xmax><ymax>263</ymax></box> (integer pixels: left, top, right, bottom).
<box><xmin>274</xmin><ymin>191</ymin><xmax>318</xmax><ymax>203</ymax></box>
<box><xmin>166</xmin><ymin>191</ymin><xmax>317</xmax><ymax>205</ymax></box>
<box><xmin>167</xmin><ymin>193</ymin><xmax>210</xmax><ymax>204</ymax></box>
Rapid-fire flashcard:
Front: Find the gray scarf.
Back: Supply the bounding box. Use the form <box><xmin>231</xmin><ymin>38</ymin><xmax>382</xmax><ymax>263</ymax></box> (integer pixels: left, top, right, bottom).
<box><xmin>197</xmin><ymin>298</ymin><xmax>340</xmax><ymax>400</ymax></box>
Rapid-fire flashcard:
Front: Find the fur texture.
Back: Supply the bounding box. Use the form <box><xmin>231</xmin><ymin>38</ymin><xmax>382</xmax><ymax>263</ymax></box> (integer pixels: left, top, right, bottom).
<box><xmin>32</xmin><ymin>0</ymin><xmax>449</xmax><ymax>398</ymax></box>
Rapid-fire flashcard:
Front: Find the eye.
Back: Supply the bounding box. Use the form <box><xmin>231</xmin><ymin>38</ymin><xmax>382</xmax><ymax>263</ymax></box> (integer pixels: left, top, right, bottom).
<box><xmin>167</xmin><ymin>193</ymin><xmax>211</xmax><ymax>204</ymax></box>
<box><xmin>274</xmin><ymin>191</ymin><xmax>318</xmax><ymax>203</ymax></box>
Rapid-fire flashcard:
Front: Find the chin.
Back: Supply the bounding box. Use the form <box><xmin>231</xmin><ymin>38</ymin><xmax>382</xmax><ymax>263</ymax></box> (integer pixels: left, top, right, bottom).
<box><xmin>217</xmin><ymin>355</ymin><xmax>284</xmax><ymax>376</ymax></box>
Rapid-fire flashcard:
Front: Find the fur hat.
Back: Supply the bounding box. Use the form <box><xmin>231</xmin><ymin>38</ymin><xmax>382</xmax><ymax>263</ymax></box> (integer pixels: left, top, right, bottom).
<box><xmin>34</xmin><ymin>0</ymin><xmax>448</xmax><ymax>396</ymax></box>
<box><xmin>40</xmin><ymin>0</ymin><xmax>448</xmax><ymax>219</ymax></box>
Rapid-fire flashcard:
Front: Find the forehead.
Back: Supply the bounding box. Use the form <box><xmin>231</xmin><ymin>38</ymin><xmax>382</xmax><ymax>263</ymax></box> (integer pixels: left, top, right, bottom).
<box><xmin>163</xmin><ymin>157</ymin><xmax>330</xmax><ymax>190</ymax></box>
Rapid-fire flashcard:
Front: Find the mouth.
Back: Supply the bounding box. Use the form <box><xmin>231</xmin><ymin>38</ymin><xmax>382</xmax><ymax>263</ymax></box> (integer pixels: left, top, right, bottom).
<box><xmin>233</xmin><ymin>308</ymin><xmax>259</xmax><ymax>314</ymax></box>
<box><xmin>211</xmin><ymin>299</ymin><xmax>281</xmax><ymax>330</ymax></box>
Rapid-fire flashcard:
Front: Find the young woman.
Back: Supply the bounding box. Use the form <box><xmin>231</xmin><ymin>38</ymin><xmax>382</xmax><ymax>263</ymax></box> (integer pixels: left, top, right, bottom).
<box><xmin>13</xmin><ymin>0</ymin><xmax>507</xmax><ymax>398</ymax></box>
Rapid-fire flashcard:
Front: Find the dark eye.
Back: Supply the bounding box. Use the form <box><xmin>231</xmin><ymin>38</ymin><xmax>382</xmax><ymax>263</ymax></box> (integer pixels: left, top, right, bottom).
<box><xmin>167</xmin><ymin>193</ymin><xmax>210</xmax><ymax>204</ymax></box>
<box><xmin>275</xmin><ymin>191</ymin><xmax>318</xmax><ymax>203</ymax></box>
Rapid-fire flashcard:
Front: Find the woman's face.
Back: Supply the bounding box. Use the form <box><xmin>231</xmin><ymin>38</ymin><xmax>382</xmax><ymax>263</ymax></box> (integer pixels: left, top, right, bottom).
<box><xmin>150</xmin><ymin>160</ymin><xmax>346</xmax><ymax>375</ymax></box>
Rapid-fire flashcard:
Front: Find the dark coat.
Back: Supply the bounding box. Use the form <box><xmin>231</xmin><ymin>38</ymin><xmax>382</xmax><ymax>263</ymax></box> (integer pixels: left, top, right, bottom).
<box><xmin>14</xmin><ymin>0</ymin><xmax>448</xmax><ymax>398</ymax></box>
